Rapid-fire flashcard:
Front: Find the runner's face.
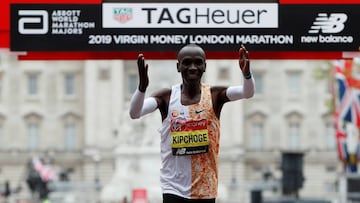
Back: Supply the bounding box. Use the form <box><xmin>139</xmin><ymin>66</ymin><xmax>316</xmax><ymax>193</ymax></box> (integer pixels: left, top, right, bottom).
<box><xmin>177</xmin><ymin>47</ymin><xmax>206</xmax><ymax>83</ymax></box>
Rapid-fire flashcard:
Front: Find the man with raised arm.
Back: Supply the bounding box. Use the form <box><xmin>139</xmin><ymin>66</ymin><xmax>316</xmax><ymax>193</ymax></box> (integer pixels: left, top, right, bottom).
<box><xmin>129</xmin><ymin>44</ymin><xmax>255</xmax><ymax>203</ymax></box>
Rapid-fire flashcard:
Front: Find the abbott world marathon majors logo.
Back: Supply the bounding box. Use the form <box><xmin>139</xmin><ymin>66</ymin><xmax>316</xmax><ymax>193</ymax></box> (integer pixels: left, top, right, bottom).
<box><xmin>18</xmin><ymin>9</ymin><xmax>95</xmax><ymax>35</ymax></box>
<box><xmin>301</xmin><ymin>13</ymin><xmax>353</xmax><ymax>44</ymax></box>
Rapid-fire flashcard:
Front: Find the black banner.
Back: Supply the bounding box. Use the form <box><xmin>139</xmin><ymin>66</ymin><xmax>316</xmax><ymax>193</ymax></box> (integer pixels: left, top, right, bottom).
<box><xmin>10</xmin><ymin>3</ymin><xmax>360</xmax><ymax>52</ymax></box>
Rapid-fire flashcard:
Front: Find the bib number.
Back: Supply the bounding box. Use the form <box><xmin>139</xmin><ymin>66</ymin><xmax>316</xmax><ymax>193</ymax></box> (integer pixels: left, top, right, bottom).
<box><xmin>170</xmin><ymin>119</ymin><xmax>209</xmax><ymax>156</ymax></box>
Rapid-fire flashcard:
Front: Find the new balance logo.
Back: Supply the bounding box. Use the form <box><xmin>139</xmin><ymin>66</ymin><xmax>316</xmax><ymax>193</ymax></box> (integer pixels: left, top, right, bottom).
<box><xmin>308</xmin><ymin>13</ymin><xmax>347</xmax><ymax>34</ymax></box>
<box><xmin>176</xmin><ymin>148</ymin><xmax>186</xmax><ymax>155</ymax></box>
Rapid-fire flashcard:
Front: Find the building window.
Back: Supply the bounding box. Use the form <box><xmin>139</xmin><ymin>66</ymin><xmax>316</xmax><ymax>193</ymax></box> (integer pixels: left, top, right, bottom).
<box><xmin>287</xmin><ymin>72</ymin><xmax>301</xmax><ymax>95</ymax></box>
<box><xmin>127</xmin><ymin>74</ymin><xmax>138</xmax><ymax>96</ymax></box>
<box><xmin>0</xmin><ymin>115</ymin><xmax>5</xmax><ymax>148</ymax></box>
<box><xmin>28</xmin><ymin>74</ymin><xmax>38</xmax><ymax>95</ymax></box>
<box><xmin>289</xmin><ymin>123</ymin><xmax>300</xmax><ymax>149</ymax></box>
<box><xmin>250</xmin><ymin>123</ymin><xmax>264</xmax><ymax>149</ymax></box>
<box><xmin>98</xmin><ymin>66</ymin><xmax>111</xmax><ymax>80</ymax></box>
<box><xmin>0</xmin><ymin>75</ymin><xmax>3</xmax><ymax>99</ymax></box>
<box><xmin>62</xmin><ymin>112</ymin><xmax>81</xmax><ymax>150</ymax></box>
<box><xmin>218</xmin><ymin>67</ymin><xmax>229</xmax><ymax>80</ymax></box>
<box><xmin>254</xmin><ymin>74</ymin><xmax>263</xmax><ymax>95</ymax></box>
<box><xmin>326</xmin><ymin>165</ymin><xmax>336</xmax><ymax>172</ymax></box>
<box><xmin>64</xmin><ymin>123</ymin><xmax>77</xmax><ymax>150</ymax></box>
<box><xmin>65</xmin><ymin>74</ymin><xmax>75</xmax><ymax>95</ymax></box>
<box><xmin>28</xmin><ymin>123</ymin><xmax>39</xmax><ymax>150</ymax></box>
<box><xmin>247</xmin><ymin>112</ymin><xmax>267</xmax><ymax>150</ymax></box>
<box><xmin>24</xmin><ymin>113</ymin><xmax>42</xmax><ymax>150</ymax></box>
<box><xmin>124</xmin><ymin>61</ymin><xmax>138</xmax><ymax>98</ymax></box>
<box><xmin>0</xmin><ymin>126</ymin><xmax>2</xmax><ymax>148</ymax></box>
<box><xmin>286</xmin><ymin>112</ymin><xmax>302</xmax><ymax>150</ymax></box>
<box><xmin>325</xmin><ymin>123</ymin><xmax>336</xmax><ymax>149</ymax></box>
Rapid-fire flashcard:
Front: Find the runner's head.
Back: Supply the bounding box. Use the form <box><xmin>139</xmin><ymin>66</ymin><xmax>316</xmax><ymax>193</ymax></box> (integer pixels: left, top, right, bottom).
<box><xmin>177</xmin><ymin>44</ymin><xmax>206</xmax><ymax>62</ymax></box>
<box><xmin>177</xmin><ymin>44</ymin><xmax>206</xmax><ymax>84</ymax></box>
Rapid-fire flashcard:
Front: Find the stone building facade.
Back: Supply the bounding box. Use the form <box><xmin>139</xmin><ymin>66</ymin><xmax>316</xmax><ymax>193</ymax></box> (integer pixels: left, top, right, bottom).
<box><xmin>0</xmin><ymin>52</ymin><xmax>341</xmax><ymax>202</ymax></box>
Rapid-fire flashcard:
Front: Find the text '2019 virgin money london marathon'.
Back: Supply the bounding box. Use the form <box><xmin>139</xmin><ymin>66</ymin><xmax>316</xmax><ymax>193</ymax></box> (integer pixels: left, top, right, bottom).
<box><xmin>88</xmin><ymin>34</ymin><xmax>293</xmax><ymax>45</ymax></box>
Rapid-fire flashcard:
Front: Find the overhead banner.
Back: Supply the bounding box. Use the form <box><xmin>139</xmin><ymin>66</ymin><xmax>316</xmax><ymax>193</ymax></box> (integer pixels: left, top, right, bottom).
<box><xmin>10</xmin><ymin>3</ymin><xmax>360</xmax><ymax>52</ymax></box>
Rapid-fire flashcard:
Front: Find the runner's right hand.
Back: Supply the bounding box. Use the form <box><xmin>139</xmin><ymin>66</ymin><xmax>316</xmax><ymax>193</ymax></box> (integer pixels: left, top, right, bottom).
<box><xmin>137</xmin><ymin>53</ymin><xmax>149</xmax><ymax>92</ymax></box>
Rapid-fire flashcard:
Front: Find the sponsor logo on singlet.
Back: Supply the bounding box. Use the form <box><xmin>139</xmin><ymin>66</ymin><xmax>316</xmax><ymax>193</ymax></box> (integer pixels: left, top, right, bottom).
<box><xmin>170</xmin><ymin>118</ymin><xmax>209</xmax><ymax>156</ymax></box>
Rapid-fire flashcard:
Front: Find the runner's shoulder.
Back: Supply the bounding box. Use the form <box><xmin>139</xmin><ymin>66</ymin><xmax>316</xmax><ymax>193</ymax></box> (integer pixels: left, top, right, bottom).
<box><xmin>151</xmin><ymin>87</ymin><xmax>171</xmax><ymax>98</ymax></box>
<box><xmin>210</xmin><ymin>85</ymin><xmax>228</xmax><ymax>95</ymax></box>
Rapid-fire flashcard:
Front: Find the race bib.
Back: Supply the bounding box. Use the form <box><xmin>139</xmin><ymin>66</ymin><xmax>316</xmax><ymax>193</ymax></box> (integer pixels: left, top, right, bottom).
<box><xmin>170</xmin><ymin>118</ymin><xmax>209</xmax><ymax>156</ymax></box>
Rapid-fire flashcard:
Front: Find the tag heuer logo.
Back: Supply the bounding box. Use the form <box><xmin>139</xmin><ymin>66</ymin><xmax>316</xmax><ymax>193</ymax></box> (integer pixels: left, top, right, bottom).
<box><xmin>308</xmin><ymin>13</ymin><xmax>347</xmax><ymax>34</ymax></box>
<box><xmin>113</xmin><ymin>8</ymin><xmax>132</xmax><ymax>23</ymax></box>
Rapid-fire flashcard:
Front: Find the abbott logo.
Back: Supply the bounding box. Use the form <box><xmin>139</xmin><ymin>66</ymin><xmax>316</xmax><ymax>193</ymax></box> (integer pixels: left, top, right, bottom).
<box><xmin>18</xmin><ymin>10</ymin><xmax>48</xmax><ymax>34</ymax></box>
<box><xmin>308</xmin><ymin>13</ymin><xmax>347</xmax><ymax>34</ymax></box>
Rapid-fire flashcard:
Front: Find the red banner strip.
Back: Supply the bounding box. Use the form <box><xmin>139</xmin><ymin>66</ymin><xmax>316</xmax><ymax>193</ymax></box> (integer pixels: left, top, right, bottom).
<box><xmin>0</xmin><ymin>32</ymin><xmax>9</xmax><ymax>48</ymax></box>
<box><xmin>17</xmin><ymin>51</ymin><xmax>344</xmax><ymax>60</ymax></box>
<box><xmin>10</xmin><ymin>0</ymin><xmax>100</xmax><ymax>3</ymax></box>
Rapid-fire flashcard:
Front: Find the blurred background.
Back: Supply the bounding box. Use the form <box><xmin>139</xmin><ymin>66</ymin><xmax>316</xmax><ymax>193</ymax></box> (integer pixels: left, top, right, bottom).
<box><xmin>0</xmin><ymin>54</ymin><xmax>359</xmax><ymax>203</ymax></box>
<box><xmin>1</xmin><ymin>0</ymin><xmax>360</xmax><ymax>202</ymax></box>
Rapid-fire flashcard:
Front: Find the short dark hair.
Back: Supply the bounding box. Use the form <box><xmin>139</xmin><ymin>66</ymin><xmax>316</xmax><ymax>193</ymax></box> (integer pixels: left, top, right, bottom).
<box><xmin>177</xmin><ymin>44</ymin><xmax>205</xmax><ymax>60</ymax></box>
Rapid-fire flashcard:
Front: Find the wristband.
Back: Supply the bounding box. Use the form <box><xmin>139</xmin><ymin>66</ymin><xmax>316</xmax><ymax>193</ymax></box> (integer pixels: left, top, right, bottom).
<box><xmin>244</xmin><ymin>72</ymin><xmax>252</xmax><ymax>79</ymax></box>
